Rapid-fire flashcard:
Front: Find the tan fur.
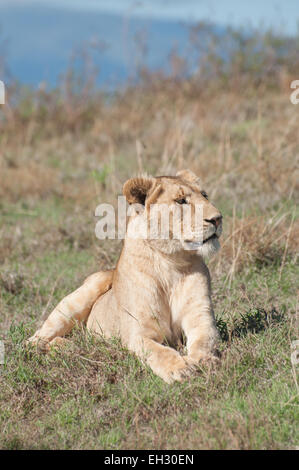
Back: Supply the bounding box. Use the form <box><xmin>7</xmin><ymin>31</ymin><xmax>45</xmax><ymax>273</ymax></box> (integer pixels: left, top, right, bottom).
<box><xmin>28</xmin><ymin>170</ymin><xmax>223</xmax><ymax>383</ymax></box>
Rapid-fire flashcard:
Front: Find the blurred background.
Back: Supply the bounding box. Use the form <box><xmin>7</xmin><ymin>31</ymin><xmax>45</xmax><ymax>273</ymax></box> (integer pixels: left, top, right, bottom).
<box><xmin>0</xmin><ymin>0</ymin><xmax>298</xmax><ymax>295</ymax></box>
<box><xmin>1</xmin><ymin>0</ymin><xmax>299</xmax><ymax>88</ymax></box>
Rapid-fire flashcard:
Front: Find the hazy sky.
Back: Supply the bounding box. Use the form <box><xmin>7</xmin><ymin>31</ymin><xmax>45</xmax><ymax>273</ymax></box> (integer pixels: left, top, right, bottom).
<box><xmin>0</xmin><ymin>0</ymin><xmax>298</xmax><ymax>87</ymax></box>
<box><xmin>2</xmin><ymin>0</ymin><xmax>298</xmax><ymax>34</ymax></box>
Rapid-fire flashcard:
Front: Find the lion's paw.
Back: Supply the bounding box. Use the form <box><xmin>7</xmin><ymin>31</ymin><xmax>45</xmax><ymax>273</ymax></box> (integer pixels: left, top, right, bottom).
<box><xmin>26</xmin><ymin>334</ymin><xmax>50</xmax><ymax>353</ymax></box>
<box><xmin>187</xmin><ymin>352</ymin><xmax>220</xmax><ymax>368</ymax></box>
<box><xmin>161</xmin><ymin>356</ymin><xmax>197</xmax><ymax>384</ymax></box>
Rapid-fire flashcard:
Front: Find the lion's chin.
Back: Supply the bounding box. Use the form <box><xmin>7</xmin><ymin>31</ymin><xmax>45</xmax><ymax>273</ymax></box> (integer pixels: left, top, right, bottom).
<box><xmin>182</xmin><ymin>236</ymin><xmax>220</xmax><ymax>258</ymax></box>
<box><xmin>198</xmin><ymin>236</ymin><xmax>220</xmax><ymax>258</ymax></box>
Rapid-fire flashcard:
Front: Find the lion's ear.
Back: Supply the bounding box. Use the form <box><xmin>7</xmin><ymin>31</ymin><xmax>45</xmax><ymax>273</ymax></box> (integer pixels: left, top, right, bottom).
<box><xmin>176</xmin><ymin>169</ymin><xmax>201</xmax><ymax>187</ymax></box>
<box><xmin>123</xmin><ymin>176</ymin><xmax>154</xmax><ymax>205</ymax></box>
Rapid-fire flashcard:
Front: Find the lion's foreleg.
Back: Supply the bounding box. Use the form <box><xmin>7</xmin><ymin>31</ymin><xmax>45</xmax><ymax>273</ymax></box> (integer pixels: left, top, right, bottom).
<box><xmin>28</xmin><ymin>271</ymin><xmax>113</xmax><ymax>347</ymax></box>
<box><xmin>181</xmin><ymin>302</ymin><xmax>220</xmax><ymax>363</ymax></box>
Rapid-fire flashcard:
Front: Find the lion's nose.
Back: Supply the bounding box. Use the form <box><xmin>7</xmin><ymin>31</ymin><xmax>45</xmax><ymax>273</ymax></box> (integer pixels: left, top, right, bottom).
<box><xmin>205</xmin><ymin>215</ymin><xmax>222</xmax><ymax>228</ymax></box>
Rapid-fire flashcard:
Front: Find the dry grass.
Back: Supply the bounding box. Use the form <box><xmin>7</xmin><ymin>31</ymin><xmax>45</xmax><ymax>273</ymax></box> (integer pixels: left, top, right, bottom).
<box><xmin>1</xmin><ymin>83</ymin><xmax>298</xmax><ymax>272</ymax></box>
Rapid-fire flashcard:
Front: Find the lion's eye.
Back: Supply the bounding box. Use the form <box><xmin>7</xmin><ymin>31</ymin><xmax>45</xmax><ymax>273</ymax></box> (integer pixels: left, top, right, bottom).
<box><xmin>201</xmin><ymin>191</ymin><xmax>208</xmax><ymax>199</ymax></box>
<box><xmin>175</xmin><ymin>198</ymin><xmax>187</xmax><ymax>204</ymax></box>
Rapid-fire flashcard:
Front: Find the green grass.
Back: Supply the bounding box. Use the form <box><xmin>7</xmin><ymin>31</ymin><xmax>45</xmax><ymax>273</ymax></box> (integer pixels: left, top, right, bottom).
<box><xmin>1</xmin><ymin>247</ymin><xmax>298</xmax><ymax>449</ymax></box>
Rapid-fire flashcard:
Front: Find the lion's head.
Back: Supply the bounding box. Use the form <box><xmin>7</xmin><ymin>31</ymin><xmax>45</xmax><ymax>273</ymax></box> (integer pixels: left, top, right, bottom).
<box><xmin>123</xmin><ymin>169</ymin><xmax>222</xmax><ymax>258</ymax></box>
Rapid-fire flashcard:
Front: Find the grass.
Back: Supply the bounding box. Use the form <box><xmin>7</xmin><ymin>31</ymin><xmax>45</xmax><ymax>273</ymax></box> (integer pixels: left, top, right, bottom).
<box><xmin>0</xmin><ymin>259</ymin><xmax>298</xmax><ymax>449</ymax></box>
<box><xmin>0</xmin><ymin>27</ymin><xmax>298</xmax><ymax>448</ymax></box>
<box><xmin>0</xmin><ymin>238</ymin><xmax>298</xmax><ymax>449</ymax></box>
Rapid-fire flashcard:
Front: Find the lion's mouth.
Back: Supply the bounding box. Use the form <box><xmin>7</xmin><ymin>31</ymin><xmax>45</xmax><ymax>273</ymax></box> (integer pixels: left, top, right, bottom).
<box><xmin>183</xmin><ymin>233</ymin><xmax>218</xmax><ymax>250</ymax></box>
<box><xmin>203</xmin><ymin>233</ymin><xmax>218</xmax><ymax>244</ymax></box>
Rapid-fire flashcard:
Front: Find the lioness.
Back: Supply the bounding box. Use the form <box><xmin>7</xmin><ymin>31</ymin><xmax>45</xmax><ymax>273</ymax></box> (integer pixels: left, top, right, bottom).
<box><xmin>28</xmin><ymin>170</ymin><xmax>223</xmax><ymax>383</ymax></box>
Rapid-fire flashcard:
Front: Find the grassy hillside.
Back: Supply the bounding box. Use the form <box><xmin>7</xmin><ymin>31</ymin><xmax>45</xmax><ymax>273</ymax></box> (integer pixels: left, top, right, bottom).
<box><xmin>0</xmin><ymin>29</ymin><xmax>298</xmax><ymax>449</ymax></box>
